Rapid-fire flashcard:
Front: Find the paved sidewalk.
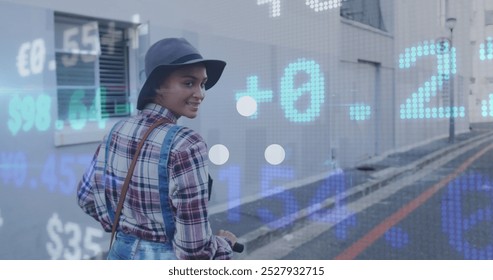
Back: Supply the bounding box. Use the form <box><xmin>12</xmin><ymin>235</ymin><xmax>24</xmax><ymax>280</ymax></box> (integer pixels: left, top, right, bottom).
<box><xmin>209</xmin><ymin>123</ymin><xmax>493</xmax><ymax>258</ymax></box>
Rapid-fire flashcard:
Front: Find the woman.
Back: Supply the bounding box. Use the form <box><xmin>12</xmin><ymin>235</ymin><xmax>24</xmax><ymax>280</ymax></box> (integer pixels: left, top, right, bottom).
<box><xmin>77</xmin><ymin>38</ymin><xmax>238</xmax><ymax>260</ymax></box>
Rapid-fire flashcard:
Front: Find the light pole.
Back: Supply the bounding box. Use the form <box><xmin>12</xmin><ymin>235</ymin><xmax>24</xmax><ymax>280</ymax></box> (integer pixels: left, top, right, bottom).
<box><xmin>446</xmin><ymin>17</ymin><xmax>457</xmax><ymax>143</ymax></box>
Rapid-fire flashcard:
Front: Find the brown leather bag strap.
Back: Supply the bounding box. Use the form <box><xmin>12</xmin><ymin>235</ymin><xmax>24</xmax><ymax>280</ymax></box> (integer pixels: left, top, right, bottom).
<box><xmin>109</xmin><ymin>118</ymin><xmax>170</xmax><ymax>250</ymax></box>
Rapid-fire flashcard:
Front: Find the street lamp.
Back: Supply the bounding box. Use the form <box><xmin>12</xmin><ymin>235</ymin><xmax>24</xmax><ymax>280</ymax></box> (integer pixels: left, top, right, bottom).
<box><xmin>446</xmin><ymin>17</ymin><xmax>457</xmax><ymax>143</ymax></box>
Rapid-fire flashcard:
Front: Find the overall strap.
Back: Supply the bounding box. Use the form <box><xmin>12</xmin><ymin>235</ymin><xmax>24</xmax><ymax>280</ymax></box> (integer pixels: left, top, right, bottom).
<box><xmin>157</xmin><ymin>125</ymin><xmax>183</xmax><ymax>243</ymax></box>
<box><xmin>109</xmin><ymin>118</ymin><xmax>171</xmax><ymax>250</ymax></box>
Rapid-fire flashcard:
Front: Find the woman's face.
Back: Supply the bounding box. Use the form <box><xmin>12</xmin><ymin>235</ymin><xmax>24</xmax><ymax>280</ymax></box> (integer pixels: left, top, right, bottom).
<box><xmin>154</xmin><ymin>63</ymin><xmax>208</xmax><ymax>119</ymax></box>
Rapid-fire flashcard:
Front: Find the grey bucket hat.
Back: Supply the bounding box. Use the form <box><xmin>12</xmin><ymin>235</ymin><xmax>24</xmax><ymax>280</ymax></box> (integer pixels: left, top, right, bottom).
<box><xmin>137</xmin><ymin>37</ymin><xmax>226</xmax><ymax>110</ymax></box>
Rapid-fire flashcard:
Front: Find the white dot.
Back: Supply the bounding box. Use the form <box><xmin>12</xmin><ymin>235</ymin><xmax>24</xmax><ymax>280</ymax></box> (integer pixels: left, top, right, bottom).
<box><xmin>131</xmin><ymin>14</ymin><xmax>141</xmax><ymax>24</ymax></box>
<box><xmin>265</xmin><ymin>144</ymin><xmax>285</xmax><ymax>165</ymax></box>
<box><xmin>236</xmin><ymin>96</ymin><xmax>258</xmax><ymax>117</ymax></box>
<box><xmin>48</xmin><ymin>60</ymin><xmax>56</xmax><ymax>71</ymax></box>
<box><xmin>209</xmin><ymin>144</ymin><xmax>230</xmax><ymax>165</ymax></box>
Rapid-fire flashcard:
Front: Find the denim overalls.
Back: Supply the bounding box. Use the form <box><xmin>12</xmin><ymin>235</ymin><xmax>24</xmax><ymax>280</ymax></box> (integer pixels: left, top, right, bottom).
<box><xmin>105</xmin><ymin>123</ymin><xmax>182</xmax><ymax>260</ymax></box>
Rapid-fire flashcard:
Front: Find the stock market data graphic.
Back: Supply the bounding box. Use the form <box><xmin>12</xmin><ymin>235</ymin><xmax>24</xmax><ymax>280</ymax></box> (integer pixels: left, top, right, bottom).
<box><xmin>1</xmin><ymin>0</ymin><xmax>493</xmax><ymax>261</ymax></box>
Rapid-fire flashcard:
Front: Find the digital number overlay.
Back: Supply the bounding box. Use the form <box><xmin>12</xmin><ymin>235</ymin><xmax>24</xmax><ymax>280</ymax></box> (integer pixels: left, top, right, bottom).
<box><xmin>441</xmin><ymin>172</ymin><xmax>493</xmax><ymax>260</ymax></box>
<box><xmin>479</xmin><ymin>37</ymin><xmax>493</xmax><ymax>61</ymax></box>
<box><xmin>398</xmin><ymin>40</ymin><xmax>464</xmax><ymax>120</ymax></box>
<box><xmin>257</xmin><ymin>0</ymin><xmax>343</xmax><ymax>18</ymax></box>
<box><xmin>8</xmin><ymin>35</ymin><xmax>493</xmax><ymax>139</ymax></box>
<box><xmin>7</xmin><ymin>88</ymin><xmax>116</xmax><ymax>136</ymax></box>
<box><xmin>0</xmin><ymin>152</ymin><xmax>92</xmax><ymax>196</ymax></box>
<box><xmin>46</xmin><ymin>212</ymin><xmax>104</xmax><ymax>259</ymax></box>
<box><xmin>3</xmin><ymin>4</ymin><xmax>493</xmax><ymax>260</ymax></box>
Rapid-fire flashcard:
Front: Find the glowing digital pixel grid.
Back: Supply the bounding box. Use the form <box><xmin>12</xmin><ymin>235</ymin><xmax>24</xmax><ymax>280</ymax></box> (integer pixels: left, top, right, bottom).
<box><xmin>479</xmin><ymin>37</ymin><xmax>493</xmax><ymax>61</ymax></box>
<box><xmin>481</xmin><ymin>94</ymin><xmax>493</xmax><ymax>118</ymax></box>
<box><xmin>398</xmin><ymin>40</ymin><xmax>463</xmax><ymax>120</ymax></box>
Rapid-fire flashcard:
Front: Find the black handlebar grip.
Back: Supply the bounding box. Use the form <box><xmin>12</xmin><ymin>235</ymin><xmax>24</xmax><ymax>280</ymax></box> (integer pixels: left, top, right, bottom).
<box><xmin>232</xmin><ymin>242</ymin><xmax>244</xmax><ymax>253</ymax></box>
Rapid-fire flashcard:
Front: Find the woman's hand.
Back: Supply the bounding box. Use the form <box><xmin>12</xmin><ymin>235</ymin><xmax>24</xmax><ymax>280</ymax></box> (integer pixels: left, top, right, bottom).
<box><xmin>217</xmin><ymin>229</ymin><xmax>237</xmax><ymax>245</ymax></box>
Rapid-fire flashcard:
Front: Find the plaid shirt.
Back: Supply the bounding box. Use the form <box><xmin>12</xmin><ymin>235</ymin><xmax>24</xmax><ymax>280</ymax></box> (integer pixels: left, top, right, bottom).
<box><xmin>77</xmin><ymin>103</ymin><xmax>233</xmax><ymax>259</ymax></box>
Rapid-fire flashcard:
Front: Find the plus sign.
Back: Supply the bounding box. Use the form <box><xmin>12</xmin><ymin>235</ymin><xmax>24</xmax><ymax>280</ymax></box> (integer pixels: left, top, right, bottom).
<box><xmin>235</xmin><ymin>75</ymin><xmax>273</xmax><ymax>119</ymax></box>
<box><xmin>101</xmin><ymin>22</ymin><xmax>122</xmax><ymax>55</ymax></box>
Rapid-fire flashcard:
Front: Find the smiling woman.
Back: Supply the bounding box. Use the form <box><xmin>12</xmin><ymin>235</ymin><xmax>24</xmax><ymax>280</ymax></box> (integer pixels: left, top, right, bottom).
<box><xmin>154</xmin><ymin>64</ymin><xmax>208</xmax><ymax>119</ymax></box>
<box><xmin>76</xmin><ymin>38</ymin><xmax>240</xmax><ymax>260</ymax></box>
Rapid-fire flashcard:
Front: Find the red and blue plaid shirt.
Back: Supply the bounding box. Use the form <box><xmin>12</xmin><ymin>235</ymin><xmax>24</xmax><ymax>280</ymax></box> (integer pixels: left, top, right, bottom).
<box><xmin>77</xmin><ymin>103</ymin><xmax>233</xmax><ymax>259</ymax></box>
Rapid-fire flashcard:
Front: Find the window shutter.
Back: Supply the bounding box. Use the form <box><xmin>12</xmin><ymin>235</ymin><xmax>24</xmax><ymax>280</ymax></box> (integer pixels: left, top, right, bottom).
<box><xmin>99</xmin><ymin>22</ymin><xmax>130</xmax><ymax>118</ymax></box>
<box><xmin>55</xmin><ymin>13</ymin><xmax>131</xmax><ymax>124</ymax></box>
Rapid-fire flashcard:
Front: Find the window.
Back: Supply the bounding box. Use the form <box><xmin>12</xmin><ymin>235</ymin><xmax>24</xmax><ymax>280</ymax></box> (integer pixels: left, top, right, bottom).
<box><xmin>486</xmin><ymin>10</ymin><xmax>493</xmax><ymax>26</ymax></box>
<box><xmin>340</xmin><ymin>0</ymin><xmax>387</xmax><ymax>31</ymax></box>
<box><xmin>54</xmin><ymin>13</ymin><xmax>132</xmax><ymax>143</ymax></box>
